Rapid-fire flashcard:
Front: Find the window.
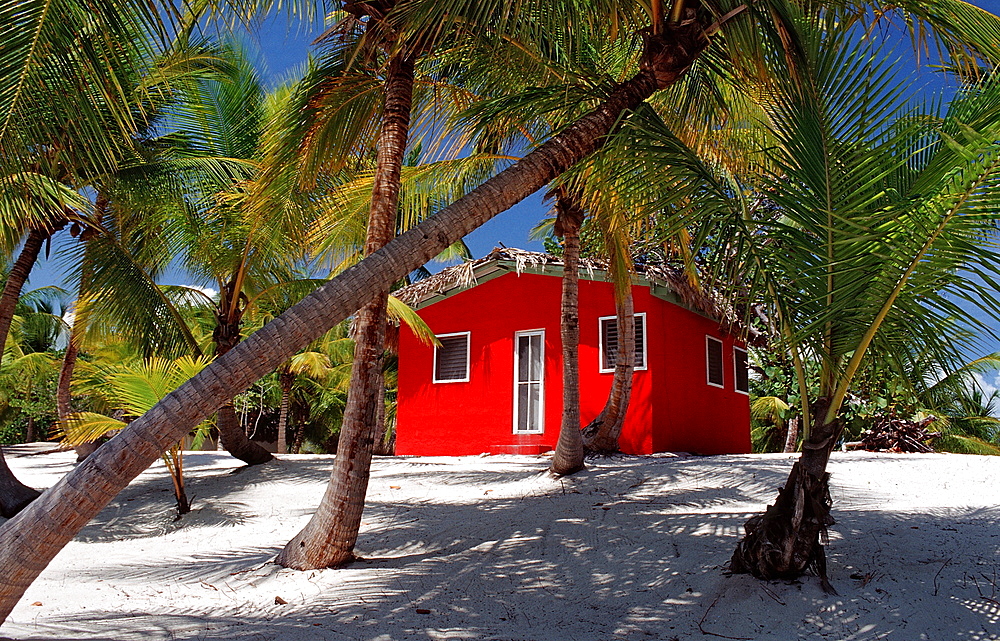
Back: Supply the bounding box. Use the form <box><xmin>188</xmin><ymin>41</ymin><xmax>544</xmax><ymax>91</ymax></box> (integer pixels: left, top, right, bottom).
<box><xmin>706</xmin><ymin>336</ymin><xmax>724</xmax><ymax>388</ymax></box>
<box><xmin>514</xmin><ymin>330</ymin><xmax>544</xmax><ymax>433</ymax></box>
<box><xmin>433</xmin><ymin>332</ymin><xmax>470</xmax><ymax>383</ymax></box>
<box><xmin>734</xmin><ymin>347</ymin><xmax>749</xmax><ymax>394</ymax></box>
<box><xmin>599</xmin><ymin>313</ymin><xmax>647</xmax><ymax>372</ymax></box>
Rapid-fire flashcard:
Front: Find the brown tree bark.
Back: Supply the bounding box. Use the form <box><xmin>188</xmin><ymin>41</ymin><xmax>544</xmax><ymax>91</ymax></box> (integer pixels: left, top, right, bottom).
<box><xmin>291</xmin><ymin>417</ymin><xmax>306</xmax><ymax>454</ymax></box>
<box><xmin>0</xmin><ymin>21</ymin><xmax>711</xmax><ymax>619</ymax></box>
<box><xmin>58</xmin><ymin>324</ymin><xmax>97</xmax><ymax>462</ymax></box>
<box><xmin>783</xmin><ymin>416</ymin><xmax>799</xmax><ymax>453</ymax></box>
<box><xmin>550</xmin><ymin>188</ymin><xmax>585</xmax><ymax>476</ymax></box>
<box><xmin>56</xmin><ymin>338</ymin><xmax>79</xmax><ymax>424</ymax></box>
<box><xmin>0</xmin><ymin>449</ymin><xmax>39</xmax><ymax>519</ymax></box>
<box><xmin>582</xmin><ymin>287</ymin><xmax>635</xmax><ymax>453</ymax></box>
<box><xmin>277</xmin><ymin>52</ymin><xmax>414</xmax><ymax>570</ymax></box>
<box><xmin>0</xmin><ymin>228</ymin><xmax>48</xmax><ymax>516</ymax></box>
<box><xmin>730</xmin><ymin>401</ymin><xmax>839</xmax><ymax>592</ymax></box>
<box><xmin>0</xmin><ymin>229</ymin><xmax>46</xmax><ymax>359</ymax></box>
<box><xmin>276</xmin><ymin>368</ymin><xmax>294</xmax><ymax>454</ymax></box>
<box><xmin>372</xmin><ymin>372</ymin><xmax>393</xmax><ymax>456</ymax></box>
<box><xmin>213</xmin><ymin>321</ymin><xmax>273</xmax><ymax>466</ymax></box>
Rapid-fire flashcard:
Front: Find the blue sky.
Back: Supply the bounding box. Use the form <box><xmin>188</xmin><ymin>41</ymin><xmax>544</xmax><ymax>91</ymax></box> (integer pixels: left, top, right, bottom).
<box><xmin>25</xmin><ymin>3</ymin><xmax>1000</xmax><ymax>387</ymax></box>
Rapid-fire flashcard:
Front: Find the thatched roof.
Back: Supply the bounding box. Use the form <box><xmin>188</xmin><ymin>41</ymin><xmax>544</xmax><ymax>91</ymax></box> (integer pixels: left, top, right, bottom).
<box><xmin>395</xmin><ymin>247</ymin><xmax>746</xmax><ymax>333</ymax></box>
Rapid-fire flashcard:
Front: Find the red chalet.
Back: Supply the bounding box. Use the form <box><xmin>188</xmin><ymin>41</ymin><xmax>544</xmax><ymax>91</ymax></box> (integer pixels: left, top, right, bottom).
<box><xmin>394</xmin><ymin>248</ymin><xmax>751</xmax><ymax>456</ymax></box>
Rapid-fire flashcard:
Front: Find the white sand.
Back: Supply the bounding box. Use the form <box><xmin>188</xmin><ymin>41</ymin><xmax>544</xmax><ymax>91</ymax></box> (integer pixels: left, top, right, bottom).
<box><xmin>1</xmin><ymin>446</ymin><xmax>999</xmax><ymax>640</ymax></box>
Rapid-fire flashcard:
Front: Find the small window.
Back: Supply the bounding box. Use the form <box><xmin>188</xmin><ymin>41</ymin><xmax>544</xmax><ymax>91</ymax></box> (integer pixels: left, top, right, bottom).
<box><xmin>599</xmin><ymin>313</ymin><xmax>647</xmax><ymax>372</ymax></box>
<box><xmin>706</xmin><ymin>336</ymin><xmax>724</xmax><ymax>388</ymax></box>
<box><xmin>514</xmin><ymin>330</ymin><xmax>545</xmax><ymax>433</ymax></box>
<box><xmin>733</xmin><ymin>347</ymin><xmax>749</xmax><ymax>394</ymax></box>
<box><xmin>433</xmin><ymin>332</ymin><xmax>470</xmax><ymax>383</ymax></box>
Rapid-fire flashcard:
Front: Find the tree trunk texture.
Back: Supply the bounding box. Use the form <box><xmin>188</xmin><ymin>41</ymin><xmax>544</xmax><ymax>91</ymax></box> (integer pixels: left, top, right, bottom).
<box><xmin>59</xmin><ymin>325</ymin><xmax>97</xmax><ymax>462</ymax></box>
<box><xmin>0</xmin><ymin>228</ymin><xmax>46</xmax><ymax>354</ymax></box>
<box><xmin>61</xmin><ymin>251</ymin><xmax>98</xmax><ymax>461</ymax></box>
<box><xmin>549</xmin><ymin>189</ymin><xmax>585</xmax><ymax>476</ymax></box>
<box><xmin>213</xmin><ymin>321</ymin><xmax>273</xmax><ymax>466</ymax></box>
<box><xmin>277</xmin><ymin>53</ymin><xmax>414</xmax><ymax>570</ymax></box>
<box><xmin>0</xmin><ymin>22</ymin><xmax>710</xmax><ymax>619</ymax></box>
<box><xmin>372</xmin><ymin>373</ymin><xmax>393</xmax><ymax>456</ymax></box>
<box><xmin>0</xmin><ymin>228</ymin><xmax>48</xmax><ymax>515</ymax></box>
<box><xmin>731</xmin><ymin>404</ymin><xmax>840</xmax><ymax>592</ymax></box>
<box><xmin>0</xmin><ymin>449</ymin><xmax>39</xmax><ymax>519</ymax></box>
<box><xmin>783</xmin><ymin>416</ymin><xmax>800</xmax><ymax>453</ymax></box>
<box><xmin>277</xmin><ymin>369</ymin><xmax>294</xmax><ymax>454</ymax></box>
<box><xmin>582</xmin><ymin>288</ymin><xmax>635</xmax><ymax>453</ymax></box>
<box><xmin>291</xmin><ymin>419</ymin><xmax>306</xmax><ymax>454</ymax></box>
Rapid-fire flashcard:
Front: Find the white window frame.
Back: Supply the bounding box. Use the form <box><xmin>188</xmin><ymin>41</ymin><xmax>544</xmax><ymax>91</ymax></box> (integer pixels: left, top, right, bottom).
<box><xmin>733</xmin><ymin>346</ymin><xmax>749</xmax><ymax>395</ymax></box>
<box><xmin>432</xmin><ymin>331</ymin><xmax>471</xmax><ymax>384</ymax></box>
<box><xmin>706</xmin><ymin>335</ymin><xmax>725</xmax><ymax>389</ymax></box>
<box><xmin>512</xmin><ymin>329</ymin><xmax>545</xmax><ymax>434</ymax></box>
<box><xmin>598</xmin><ymin>312</ymin><xmax>648</xmax><ymax>373</ymax></box>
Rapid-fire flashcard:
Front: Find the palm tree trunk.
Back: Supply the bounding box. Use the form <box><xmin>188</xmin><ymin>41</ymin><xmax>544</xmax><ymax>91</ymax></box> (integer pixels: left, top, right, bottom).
<box><xmin>730</xmin><ymin>399</ymin><xmax>839</xmax><ymax>592</ymax></box>
<box><xmin>56</xmin><ymin>339</ymin><xmax>79</xmax><ymax>423</ymax></box>
<box><xmin>59</xmin><ymin>321</ymin><xmax>97</xmax><ymax>462</ymax></box>
<box><xmin>0</xmin><ymin>24</ymin><xmax>710</xmax><ymax>618</ymax></box>
<box><xmin>0</xmin><ymin>228</ymin><xmax>47</xmax><ymax>516</ymax></box>
<box><xmin>277</xmin><ymin>368</ymin><xmax>294</xmax><ymax>454</ymax></box>
<box><xmin>277</xmin><ymin>52</ymin><xmax>414</xmax><ymax>570</ymax></box>
<box><xmin>783</xmin><ymin>416</ymin><xmax>799</xmax><ymax>453</ymax></box>
<box><xmin>213</xmin><ymin>325</ymin><xmax>273</xmax><ymax>466</ymax></box>
<box><xmin>291</xmin><ymin>418</ymin><xmax>306</xmax><ymax>454</ymax></box>
<box><xmin>0</xmin><ymin>449</ymin><xmax>39</xmax><ymax>518</ymax></box>
<box><xmin>372</xmin><ymin>373</ymin><xmax>392</xmax><ymax>456</ymax></box>
<box><xmin>550</xmin><ymin>188</ymin><xmax>585</xmax><ymax>476</ymax></box>
<box><xmin>583</xmin><ymin>287</ymin><xmax>635</xmax><ymax>453</ymax></box>
<box><xmin>0</xmin><ymin>229</ymin><xmax>46</xmax><ymax>356</ymax></box>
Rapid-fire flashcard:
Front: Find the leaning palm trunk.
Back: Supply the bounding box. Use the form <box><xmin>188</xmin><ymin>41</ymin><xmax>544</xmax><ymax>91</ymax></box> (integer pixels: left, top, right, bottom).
<box><xmin>212</xmin><ymin>323</ymin><xmax>273</xmax><ymax>466</ymax></box>
<box><xmin>0</xmin><ymin>21</ymin><xmax>710</xmax><ymax>618</ymax></box>
<box><xmin>0</xmin><ymin>450</ymin><xmax>39</xmax><ymax>519</ymax></box>
<box><xmin>582</xmin><ymin>287</ymin><xmax>635</xmax><ymax>453</ymax></box>
<box><xmin>0</xmin><ymin>228</ymin><xmax>48</xmax><ymax>516</ymax></box>
<box><xmin>277</xmin><ymin>53</ymin><xmax>415</xmax><ymax>570</ymax></box>
<box><xmin>550</xmin><ymin>188</ymin><xmax>585</xmax><ymax>476</ymax></box>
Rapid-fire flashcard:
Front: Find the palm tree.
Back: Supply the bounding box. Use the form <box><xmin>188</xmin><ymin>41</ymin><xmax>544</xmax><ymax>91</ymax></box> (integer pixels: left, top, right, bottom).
<box><xmin>4</xmin><ymin>0</ymin><xmax>1000</xmax><ymax>619</ymax></box>
<box><xmin>591</xmin><ymin>10</ymin><xmax>1000</xmax><ymax>585</ymax></box>
<box><xmin>56</xmin><ymin>355</ymin><xmax>214</xmax><ymax>516</ymax></box>
<box><xmin>550</xmin><ymin>187</ymin><xmax>587</xmax><ymax>475</ymax></box>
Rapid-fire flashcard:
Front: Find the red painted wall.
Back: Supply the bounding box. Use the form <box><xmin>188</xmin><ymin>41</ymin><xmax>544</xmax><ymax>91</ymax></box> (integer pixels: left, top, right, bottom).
<box><xmin>395</xmin><ymin>270</ymin><xmax>750</xmax><ymax>456</ymax></box>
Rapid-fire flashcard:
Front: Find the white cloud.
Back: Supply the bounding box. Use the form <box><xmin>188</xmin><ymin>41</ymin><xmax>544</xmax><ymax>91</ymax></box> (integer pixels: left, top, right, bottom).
<box><xmin>972</xmin><ymin>371</ymin><xmax>1000</xmax><ymax>398</ymax></box>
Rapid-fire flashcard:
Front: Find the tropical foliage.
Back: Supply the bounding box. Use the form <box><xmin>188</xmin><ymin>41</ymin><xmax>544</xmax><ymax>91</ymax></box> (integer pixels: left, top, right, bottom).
<box><xmin>6</xmin><ymin>0</ymin><xmax>1000</xmax><ymax>622</ymax></box>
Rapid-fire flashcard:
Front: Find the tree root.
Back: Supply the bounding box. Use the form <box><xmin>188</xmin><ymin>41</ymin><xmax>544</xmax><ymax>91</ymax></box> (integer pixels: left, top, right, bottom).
<box><xmin>730</xmin><ymin>462</ymin><xmax>837</xmax><ymax>594</ymax></box>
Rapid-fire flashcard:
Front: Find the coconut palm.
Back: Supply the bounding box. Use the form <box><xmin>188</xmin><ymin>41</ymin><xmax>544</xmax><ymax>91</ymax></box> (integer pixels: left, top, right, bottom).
<box><xmin>598</xmin><ymin>9</ymin><xmax>1000</xmax><ymax>584</ymax></box>
<box><xmin>57</xmin><ymin>355</ymin><xmax>213</xmax><ymax>515</ymax></box>
<box><xmin>4</xmin><ymin>0</ymin><xmax>1000</xmax><ymax>619</ymax></box>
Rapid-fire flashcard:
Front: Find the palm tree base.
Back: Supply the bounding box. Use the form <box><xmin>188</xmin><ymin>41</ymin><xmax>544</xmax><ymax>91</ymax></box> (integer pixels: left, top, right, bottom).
<box><xmin>0</xmin><ymin>450</ymin><xmax>41</xmax><ymax>518</ymax></box>
<box><xmin>217</xmin><ymin>404</ymin><xmax>273</xmax><ymax>466</ymax></box>
<box><xmin>729</xmin><ymin>461</ymin><xmax>837</xmax><ymax>593</ymax></box>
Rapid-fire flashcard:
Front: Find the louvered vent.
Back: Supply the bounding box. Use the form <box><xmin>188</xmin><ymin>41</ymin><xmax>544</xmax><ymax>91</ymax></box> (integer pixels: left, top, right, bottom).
<box><xmin>706</xmin><ymin>337</ymin><xmax>724</xmax><ymax>387</ymax></box>
<box><xmin>434</xmin><ymin>334</ymin><xmax>469</xmax><ymax>382</ymax></box>
<box><xmin>734</xmin><ymin>348</ymin><xmax>749</xmax><ymax>393</ymax></box>
<box><xmin>600</xmin><ymin>315</ymin><xmax>646</xmax><ymax>370</ymax></box>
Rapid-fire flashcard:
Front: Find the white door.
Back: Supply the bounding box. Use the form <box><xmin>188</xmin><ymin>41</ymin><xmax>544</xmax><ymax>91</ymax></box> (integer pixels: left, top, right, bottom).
<box><xmin>514</xmin><ymin>330</ymin><xmax>544</xmax><ymax>433</ymax></box>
